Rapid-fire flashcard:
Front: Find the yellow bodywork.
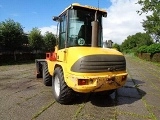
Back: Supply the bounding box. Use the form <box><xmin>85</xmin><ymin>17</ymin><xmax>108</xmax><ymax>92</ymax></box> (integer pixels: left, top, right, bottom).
<box><xmin>47</xmin><ymin>47</ymin><xmax>127</xmax><ymax>93</ymax></box>
<box><xmin>59</xmin><ymin>3</ymin><xmax>107</xmax><ymax>17</ymax></box>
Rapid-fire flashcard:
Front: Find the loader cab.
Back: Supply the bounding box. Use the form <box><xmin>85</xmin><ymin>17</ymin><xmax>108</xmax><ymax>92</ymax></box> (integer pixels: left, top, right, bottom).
<box><xmin>53</xmin><ymin>3</ymin><xmax>107</xmax><ymax>49</ymax></box>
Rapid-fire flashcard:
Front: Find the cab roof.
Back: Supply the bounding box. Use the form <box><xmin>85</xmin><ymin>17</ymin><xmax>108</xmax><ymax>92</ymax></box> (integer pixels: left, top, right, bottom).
<box><xmin>59</xmin><ymin>3</ymin><xmax>107</xmax><ymax>17</ymax></box>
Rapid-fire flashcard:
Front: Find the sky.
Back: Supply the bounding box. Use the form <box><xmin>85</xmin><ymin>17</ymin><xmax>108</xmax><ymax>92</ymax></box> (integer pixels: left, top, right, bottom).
<box><xmin>0</xmin><ymin>0</ymin><xmax>149</xmax><ymax>44</ymax></box>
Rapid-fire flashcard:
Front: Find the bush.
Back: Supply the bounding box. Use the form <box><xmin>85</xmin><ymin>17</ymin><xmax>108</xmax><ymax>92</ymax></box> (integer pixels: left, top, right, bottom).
<box><xmin>137</xmin><ymin>45</ymin><xmax>148</xmax><ymax>53</ymax></box>
<box><xmin>136</xmin><ymin>43</ymin><xmax>160</xmax><ymax>54</ymax></box>
<box><xmin>123</xmin><ymin>49</ymin><xmax>134</xmax><ymax>54</ymax></box>
<box><xmin>147</xmin><ymin>44</ymin><xmax>160</xmax><ymax>54</ymax></box>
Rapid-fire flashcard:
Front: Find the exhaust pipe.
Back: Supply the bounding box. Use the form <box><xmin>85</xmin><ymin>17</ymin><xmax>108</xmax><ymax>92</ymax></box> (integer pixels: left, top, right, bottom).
<box><xmin>91</xmin><ymin>11</ymin><xmax>99</xmax><ymax>47</ymax></box>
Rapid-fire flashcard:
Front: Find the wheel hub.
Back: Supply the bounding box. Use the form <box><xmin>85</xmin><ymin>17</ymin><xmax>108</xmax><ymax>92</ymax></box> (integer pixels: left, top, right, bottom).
<box><xmin>54</xmin><ymin>75</ymin><xmax>60</xmax><ymax>97</ymax></box>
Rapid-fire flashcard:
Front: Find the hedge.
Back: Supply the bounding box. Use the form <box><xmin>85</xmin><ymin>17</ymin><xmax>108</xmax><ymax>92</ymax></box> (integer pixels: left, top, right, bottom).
<box><xmin>136</xmin><ymin>43</ymin><xmax>160</xmax><ymax>54</ymax></box>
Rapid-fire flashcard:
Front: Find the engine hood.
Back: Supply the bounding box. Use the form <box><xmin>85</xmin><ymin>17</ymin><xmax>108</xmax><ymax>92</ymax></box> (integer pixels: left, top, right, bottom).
<box><xmin>66</xmin><ymin>47</ymin><xmax>126</xmax><ymax>73</ymax></box>
<box><xmin>67</xmin><ymin>47</ymin><xmax>123</xmax><ymax>57</ymax></box>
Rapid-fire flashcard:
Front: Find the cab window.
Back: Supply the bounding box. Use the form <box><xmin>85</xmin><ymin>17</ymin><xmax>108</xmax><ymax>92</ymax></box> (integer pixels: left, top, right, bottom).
<box><xmin>59</xmin><ymin>15</ymin><xmax>66</xmax><ymax>49</ymax></box>
<box><xmin>67</xmin><ymin>9</ymin><xmax>102</xmax><ymax>47</ymax></box>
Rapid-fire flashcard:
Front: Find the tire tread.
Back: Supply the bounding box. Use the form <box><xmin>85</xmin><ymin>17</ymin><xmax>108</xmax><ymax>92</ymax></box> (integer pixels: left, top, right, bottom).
<box><xmin>53</xmin><ymin>67</ymin><xmax>75</xmax><ymax>104</ymax></box>
<box><xmin>43</xmin><ymin>62</ymin><xmax>52</xmax><ymax>86</ymax></box>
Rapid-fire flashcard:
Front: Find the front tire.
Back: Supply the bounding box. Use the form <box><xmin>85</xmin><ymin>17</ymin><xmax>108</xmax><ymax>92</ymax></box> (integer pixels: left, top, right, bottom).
<box><xmin>52</xmin><ymin>67</ymin><xmax>75</xmax><ymax>104</ymax></box>
<box><xmin>42</xmin><ymin>62</ymin><xmax>52</xmax><ymax>86</ymax></box>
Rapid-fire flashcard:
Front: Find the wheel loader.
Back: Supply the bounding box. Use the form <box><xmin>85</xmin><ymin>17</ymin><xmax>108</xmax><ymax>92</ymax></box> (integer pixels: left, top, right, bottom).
<box><xmin>35</xmin><ymin>3</ymin><xmax>128</xmax><ymax>104</ymax></box>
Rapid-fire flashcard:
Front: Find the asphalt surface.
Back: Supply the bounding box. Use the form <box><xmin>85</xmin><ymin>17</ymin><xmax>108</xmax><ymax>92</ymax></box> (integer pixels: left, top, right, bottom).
<box><xmin>0</xmin><ymin>55</ymin><xmax>160</xmax><ymax>120</ymax></box>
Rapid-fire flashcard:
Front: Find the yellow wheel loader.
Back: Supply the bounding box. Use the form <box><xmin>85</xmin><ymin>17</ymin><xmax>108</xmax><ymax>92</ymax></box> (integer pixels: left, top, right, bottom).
<box><xmin>35</xmin><ymin>3</ymin><xmax>128</xmax><ymax>104</ymax></box>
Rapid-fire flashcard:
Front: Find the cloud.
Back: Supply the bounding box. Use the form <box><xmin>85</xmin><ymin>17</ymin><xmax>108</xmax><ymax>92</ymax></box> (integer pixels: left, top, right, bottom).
<box><xmin>39</xmin><ymin>25</ymin><xmax>57</xmax><ymax>35</ymax></box>
<box><xmin>103</xmin><ymin>0</ymin><xmax>149</xmax><ymax>44</ymax></box>
<box><xmin>39</xmin><ymin>0</ymin><xmax>150</xmax><ymax>44</ymax></box>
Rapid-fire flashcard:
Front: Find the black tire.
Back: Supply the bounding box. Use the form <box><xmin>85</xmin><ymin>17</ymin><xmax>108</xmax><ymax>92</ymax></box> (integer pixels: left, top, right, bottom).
<box><xmin>36</xmin><ymin>61</ymin><xmax>42</xmax><ymax>78</ymax></box>
<box><xmin>96</xmin><ymin>89</ymin><xmax>115</xmax><ymax>96</ymax></box>
<box><xmin>52</xmin><ymin>67</ymin><xmax>75</xmax><ymax>104</ymax></box>
<box><xmin>36</xmin><ymin>73</ymin><xmax>42</xmax><ymax>78</ymax></box>
<box><xmin>106</xmin><ymin>89</ymin><xmax>115</xmax><ymax>95</ymax></box>
<box><xmin>42</xmin><ymin>62</ymin><xmax>52</xmax><ymax>86</ymax></box>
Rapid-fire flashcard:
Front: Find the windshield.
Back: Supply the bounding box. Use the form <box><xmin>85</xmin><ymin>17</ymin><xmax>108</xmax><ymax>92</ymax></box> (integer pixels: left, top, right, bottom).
<box><xmin>67</xmin><ymin>9</ymin><xmax>102</xmax><ymax>47</ymax></box>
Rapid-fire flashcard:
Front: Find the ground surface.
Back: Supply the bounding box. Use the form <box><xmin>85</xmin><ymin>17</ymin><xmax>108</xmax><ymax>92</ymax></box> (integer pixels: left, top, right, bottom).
<box><xmin>0</xmin><ymin>55</ymin><xmax>160</xmax><ymax>120</ymax></box>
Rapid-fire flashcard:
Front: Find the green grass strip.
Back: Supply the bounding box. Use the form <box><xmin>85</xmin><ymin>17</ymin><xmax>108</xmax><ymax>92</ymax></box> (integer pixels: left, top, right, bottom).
<box><xmin>73</xmin><ymin>103</ymin><xmax>85</xmax><ymax>120</ymax></box>
<box><xmin>31</xmin><ymin>100</ymin><xmax>56</xmax><ymax>120</ymax></box>
<box><xmin>118</xmin><ymin>111</ymin><xmax>152</xmax><ymax>119</ymax></box>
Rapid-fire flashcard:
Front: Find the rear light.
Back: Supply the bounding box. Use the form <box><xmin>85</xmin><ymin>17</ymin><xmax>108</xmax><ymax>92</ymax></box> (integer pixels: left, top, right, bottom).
<box><xmin>122</xmin><ymin>75</ymin><xmax>127</xmax><ymax>81</ymax></box>
<box><xmin>78</xmin><ymin>79</ymin><xmax>88</xmax><ymax>85</ymax></box>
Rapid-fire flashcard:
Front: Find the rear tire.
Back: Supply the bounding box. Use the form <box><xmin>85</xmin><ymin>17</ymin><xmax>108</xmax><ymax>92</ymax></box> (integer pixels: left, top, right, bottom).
<box><xmin>42</xmin><ymin>62</ymin><xmax>52</xmax><ymax>86</ymax></box>
<box><xmin>96</xmin><ymin>89</ymin><xmax>115</xmax><ymax>96</ymax></box>
<box><xmin>35</xmin><ymin>61</ymin><xmax>42</xmax><ymax>78</ymax></box>
<box><xmin>36</xmin><ymin>73</ymin><xmax>42</xmax><ymax>78</ymax></box>
<box><xmin>52</xmin><ymin>67</ymin><xmax>75</xmax><ymax>104</ymax></box>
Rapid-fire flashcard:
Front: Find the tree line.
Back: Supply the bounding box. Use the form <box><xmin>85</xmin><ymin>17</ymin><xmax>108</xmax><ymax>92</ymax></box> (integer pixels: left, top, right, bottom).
<box><xmin>0</xmin><ymin>19</ymin><xmax>56</xmax><ymax>61</ymax></box>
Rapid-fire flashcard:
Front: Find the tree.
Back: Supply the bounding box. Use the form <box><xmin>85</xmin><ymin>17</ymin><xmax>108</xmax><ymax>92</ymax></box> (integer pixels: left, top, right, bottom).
<box><xmin>0</xmin><ymin>29</ymin><xmax>4</xmax><ymax>48</ymax></box>
<box><xmin>112</xmin><ymin>43</ymin><xmax>121</xmax><ymax>51</ymax></box>
<box><xmin>0</xmin><ymin>19</ymin><xmax>25</xmax><ymax>61</ymax></box>
<box><xmin>21</xmin><ymin>33</ymin><xmax>30</xmax><ymax>52</ymax></box>
<box><xmin>43</xmin><ymin>31</ymin><xmax>56</xmax><ymax>52</ymax></box>
<box><xmin>133</xmin><ymin>32</ymin><xmax>153</xmax><ymax>47</ymax></box>
<box><xmin>121</xmin><ymin>32</ymin><xmax>153</xmax><ymax>52</ymax></box>
<box><xmin>28</xmin><ymin>28</ymin><xmax>44</xmax><ymax>53</ymax></box>
<box><xmin>137</xmin><ymin>0</ymin><xmax>160</xmax><ymax>42</ymax></box>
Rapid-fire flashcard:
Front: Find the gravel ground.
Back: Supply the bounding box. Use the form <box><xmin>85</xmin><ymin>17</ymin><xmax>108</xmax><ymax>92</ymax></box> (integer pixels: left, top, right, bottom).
<box><xmin>0</xmin><ymin>55</ymin><xmax>160</xmax><ymax>120</ymax></box>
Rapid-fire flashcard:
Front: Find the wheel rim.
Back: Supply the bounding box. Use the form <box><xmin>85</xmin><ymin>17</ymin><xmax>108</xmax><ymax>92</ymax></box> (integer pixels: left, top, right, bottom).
<box><xmin>54</xmin><ymin>75</ymin><xmax>60</xmax><ymax>97</ymax></box>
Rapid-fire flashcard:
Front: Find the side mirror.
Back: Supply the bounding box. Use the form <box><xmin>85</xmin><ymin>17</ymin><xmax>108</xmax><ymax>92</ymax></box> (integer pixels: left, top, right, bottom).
<box><xmin>103</xmin><ymin>13</ymin><xmax>107</xmax><ymax>17</ymax></box>
<box><xmin>52</xmin><ymin>16</ymin><xmax>63</xmax><ymax>22</ymax></box>
<box><xmin>52</xmin><ymin>16</ymin><xmax>60</xmax><ymax>21</ymax></box>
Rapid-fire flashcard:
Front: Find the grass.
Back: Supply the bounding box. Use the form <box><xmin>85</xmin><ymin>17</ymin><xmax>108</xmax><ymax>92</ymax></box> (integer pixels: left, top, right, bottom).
<box><xmin>117</xmin><ymin>111</ymin><xmax>152</xmax><ymax>119</ymax></box>
<box><xmin>73</xmin><ymin>103</ymin><xmax>86</xmax><ymax>119</ymax></box>
<box><xmin>31</xmin><ymin>100</ymin><xmax>56</xmax><ymax>120</ymax></box>
<box><xmin>125</xmin><ymin>53</ymin><xmax>160</xmax><ymax>67</ymax></box>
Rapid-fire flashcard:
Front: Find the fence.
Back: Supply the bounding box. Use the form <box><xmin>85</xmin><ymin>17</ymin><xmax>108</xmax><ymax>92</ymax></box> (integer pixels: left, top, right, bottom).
<box><xmin>0</xmin><ymin>53</ymin><xmax>45</xmax><ymax>65</ymax></box>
